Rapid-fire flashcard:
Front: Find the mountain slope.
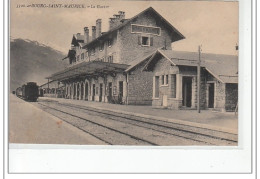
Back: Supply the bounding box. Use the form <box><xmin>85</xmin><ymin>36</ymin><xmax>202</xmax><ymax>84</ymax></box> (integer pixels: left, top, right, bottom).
<box><xmin>10</xmin><ymin>38</ymin><xmax>68</xmax><ymax>91</ymax></box>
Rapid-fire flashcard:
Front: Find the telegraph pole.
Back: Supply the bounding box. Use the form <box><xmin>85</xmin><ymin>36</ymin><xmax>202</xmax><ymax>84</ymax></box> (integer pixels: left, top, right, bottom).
<box><xmin>47</xmin><ymin>78</ymin><xmax>50</xmax><ymax>94</ymax></box>
<box><xmin>197</xmin><ymin>45</ymin><xmax>201</xmax><ymax>113</ymax></box>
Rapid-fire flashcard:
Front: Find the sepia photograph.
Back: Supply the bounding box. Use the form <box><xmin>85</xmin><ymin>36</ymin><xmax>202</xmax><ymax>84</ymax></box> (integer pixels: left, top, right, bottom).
<box><xmin>9</xmin><ymin>0</ymin><xmax>238</xmax><ymax>146</ymax></box>
<box><xmin>6</xmin><ymin>0</ymin><xmax>253</xmax><ymax>174</ymax></box>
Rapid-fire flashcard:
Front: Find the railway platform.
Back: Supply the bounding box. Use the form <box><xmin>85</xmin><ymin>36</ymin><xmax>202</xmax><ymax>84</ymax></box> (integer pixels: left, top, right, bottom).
<box><xmin>39</xmin><ymin>97</ymin><xmax>238</xmax><ymax>134</ymax></box>
<box><xmin>9</xmin><ymin>94</ymin><xmax>106</xmax><ymax>144</ymax></box>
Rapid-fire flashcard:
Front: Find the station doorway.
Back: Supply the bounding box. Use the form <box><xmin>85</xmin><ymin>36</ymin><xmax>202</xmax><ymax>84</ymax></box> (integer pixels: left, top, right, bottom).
<box><xmin>108</xmin><ymin>82</ymin><xmax>112</xmax><ymax>97</ymax></box>
<box><xmin>92</xmin><ymin>84</ymin><xmax>95</xmax><ymax>101</ymax></box>
<box><xmin>208</xmin><ymin>83</ymin><xmax>215</xmax><ymax>108</ymax></box>
<box><xmin>77</xmin><ymin>83</ymin><xmax>80</xmax><ymax>100</ymax></box>
<box><xmin>99</xmin><ymin>83</ymin><xmax>103</xmax><ymax>102</ymax></box>
<box><xmin>107</xmin><ymin>82</ymin><xmax>113</xmax><ymax>103</ymax></box>
<box><xmin>118</xmin><ymin>81</ymin><xmax>123</xmax><ymax>104</ymax></box>
<box><xmin>182</xmin><ymin>77</ymin><xmax>192</xmax><ymax>107</ymax></box>
<box><xmin>70</xmin><ymin>86</ymin><xmax>72</xmax><ymax>98</ymax></box>
<box><xmin>74</xmin><ymin>84</ymin><xmax>76</xmax><ymax>99</ymax></box>
<box><xmin>81</xmin><ymin>83</ymin><xmax>84</xmax><ymax>100</ymax></box>
<box><xmin>85</xmin><ymin>83</ymin><xmax>88</xmax><ymax>101</ymax></box>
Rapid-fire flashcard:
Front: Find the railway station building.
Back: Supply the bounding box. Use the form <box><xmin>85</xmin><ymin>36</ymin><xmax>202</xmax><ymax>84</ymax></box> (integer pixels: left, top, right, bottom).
<box><xmin>48</xmin><ymin>7</ymin><xmax>184</xmax><ymax>105</ymax></box>
<box><xmin>48</xmin><ymin>7</ymin><xmax>238</xmax><ymax>111</ymax></box>
<box><xmin>39</xmin><ymin>80</ymin><xmax>65</xmax><ymax>98</ymax></box>
<box><xmin>141</xmin><ymin>49</ymin><xmax>238</xmax><ymax>111</ymax></box>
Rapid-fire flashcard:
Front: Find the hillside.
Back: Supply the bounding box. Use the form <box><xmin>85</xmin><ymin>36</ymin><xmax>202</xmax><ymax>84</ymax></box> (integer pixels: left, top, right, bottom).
<box><xmin>10</xmin><ymin>38</ymin><xmax>68</xmax><ymax>91</ymax></box>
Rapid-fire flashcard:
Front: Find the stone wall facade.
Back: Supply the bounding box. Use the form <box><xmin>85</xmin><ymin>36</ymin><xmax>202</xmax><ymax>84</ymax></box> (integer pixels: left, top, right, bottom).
<box><xmin>127</xmin><ymin>60</ymin><xmax>153</xmax><ymax>105</ymax></box>
<box><xmin>151</xmin><ymin>56</ymin><xmax>181</xmax><ymax>109</ymax></box>
<box><xmin>149</xmin><ymin>56</ymin><xmax>208</xmax><ymax>110</ymax></box>
<box><xmin>225</xmin><ymin>83</ymin><xmax>238</xmax><ymax>111</ymax></box>
<box><xmin>149</xmin><ymin>56</ymin><xmax>237</xmax><ymax>111</ymax></box>
<box><xmin>118</xmin><ymin>12</ymin><xmax>173</xmax><ymax>65</ymax></box>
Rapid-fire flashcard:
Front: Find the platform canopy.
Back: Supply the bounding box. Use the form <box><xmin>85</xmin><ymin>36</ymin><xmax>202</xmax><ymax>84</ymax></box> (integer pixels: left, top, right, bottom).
<box><xmin>47</xmin><ymin>61</ymin><xmax>129</xmax><ymax>81</ymax></box>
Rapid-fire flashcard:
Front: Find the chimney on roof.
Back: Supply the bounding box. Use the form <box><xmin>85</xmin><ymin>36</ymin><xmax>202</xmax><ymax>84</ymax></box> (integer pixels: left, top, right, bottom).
<box><xmin>114</xmin><ymin>14</ymin><xmax>120</xmax><ymax>19</ymax></box>
<box><xmin>109</xmin><ymin>11</ymin><xmax>125</xmax><ymax>30</ymax></box>
<box><xmin>84</xmin><ymin>27</ymin><xmax>89</xmax><ymax>43</ymax></box>
<box><xmin>76</xmin><ymin>33</ymin><xmax>81</xmax><ymax>39</ymax></box>
<box><xmin>96</xmin><ymin>19</ymin><xmax>102</xmax><ymax>38</ymax></box>
<box><xmin>92</xmin><ymin>26</ymin><xmax>96</xmax><ymax>40</ymax></box>
<box><xmin>118</xmin><ymin>11</ymin><xmax>125</xmax><ymax>20</ymax></box>
<box><xmin>109</xmin><ymin>18</ymin><xmax>116</xmax><ymax>30</ymax></box>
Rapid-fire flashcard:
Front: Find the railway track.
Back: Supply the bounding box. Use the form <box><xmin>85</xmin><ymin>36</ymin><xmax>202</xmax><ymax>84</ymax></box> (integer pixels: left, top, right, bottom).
<box><xmin>34</xmin><ymin>100</ymin><xmax>237</xmax><ymax>146</ymax></box>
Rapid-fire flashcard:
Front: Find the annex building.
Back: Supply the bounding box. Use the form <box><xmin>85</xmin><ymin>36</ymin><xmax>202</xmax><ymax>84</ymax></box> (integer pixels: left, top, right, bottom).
<box><xmin>48</xmin><ymin>7</ymin><xmax>238</xmax><ymax>111</ymax></box>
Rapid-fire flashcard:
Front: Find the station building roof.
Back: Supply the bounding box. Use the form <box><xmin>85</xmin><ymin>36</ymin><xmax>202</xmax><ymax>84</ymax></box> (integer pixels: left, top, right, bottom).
<box><xmin>82</xmin><ymin>7</ymin><xmax>185</xmax><ymax>49</ymax></box>
<box><xmin>47</xmin><ymin>61</ymin><xmax>129</xmax><ymax>81</ymax></box>
<box><xmin>142</xmin><ymin>49</ymin><xmax>238</xmax><ymax>84</ymax></box>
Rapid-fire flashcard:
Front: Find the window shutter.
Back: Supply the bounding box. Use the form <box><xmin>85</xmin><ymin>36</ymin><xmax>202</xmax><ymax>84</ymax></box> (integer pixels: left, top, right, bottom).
<box><xmin>150</xmin><ymin>37</ymin><xmax>153</xmax><ymax>46</ymax></box>
<box><xmin>138</xmin><ymin>35</ymin><xmax>141</xmax><ymax>45</ymax></box>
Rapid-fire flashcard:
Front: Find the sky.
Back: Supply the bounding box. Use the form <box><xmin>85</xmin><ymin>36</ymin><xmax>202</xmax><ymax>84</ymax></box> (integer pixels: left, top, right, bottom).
<box><xmin>10</xmin><ymin>0</ymin><xmax>238</xmax><ymax>55</ymax></box>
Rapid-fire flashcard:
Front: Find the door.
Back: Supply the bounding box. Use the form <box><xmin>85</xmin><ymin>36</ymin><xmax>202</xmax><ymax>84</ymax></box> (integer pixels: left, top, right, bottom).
<box><xmin>154</xmin><ymin>76</ymin><xmax>159</xmax><ymax>98</ymax></box>
<box><xmin>77</xmin><ymin>83</ymin><xmax>80</xmax><ymax>100</ymax></box>
<box><xmin>74</xmin><ymin>84</ymin><xmax>76</xmax><ymax>99</ymax></box>
<box><xmin>99</xmin><ymin>84</ymin><xmax>103</xmax><ymax>102</ymax></box>
<box><xmin>208</xmin><ymin>83</ymin><xmax>215</xmax><ymax>108</ymax></box>
<box><xmin>92</xmin><ymin>84</ymin><xmax>95</xmax><ymax>101</ymax></box>
<box><xmin>81</xmin><ymin>83</ymin><xmax>84</xmax><ymax>100</ymax></box>
<box><xmin>108</xmin><ymin>82</ymin><xmax>112</xmax><ymax>103</ymax></box>
<box><xmin>182</xmin><ymin>77</ymin><xmax>192</xmax><ymax>107</ymax></box>
<box><xmin>118</xmin><ymin>81</ymin><xmax>123</xmax><ymax>104</ymax></box>
<box><xmin>85</xmin><ymin>83</ymin><xmax>88</xmax><ymax>101</ymax></box>
<box><xmin>70</xmin><ymin>86</ymin><xmax>72</xmax><ymax>99</ymax></box>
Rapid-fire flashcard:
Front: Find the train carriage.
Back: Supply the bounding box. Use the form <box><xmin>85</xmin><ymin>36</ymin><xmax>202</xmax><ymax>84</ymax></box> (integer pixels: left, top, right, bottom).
<box><xmin>16</xmin><ymin>87</ymin><xmax>23</xmax><ymax>97</ymax></box>
<box><xmin>16</xmin><ymin>82</ymin><xmax>39</xmax><ymax>101</ymax></box>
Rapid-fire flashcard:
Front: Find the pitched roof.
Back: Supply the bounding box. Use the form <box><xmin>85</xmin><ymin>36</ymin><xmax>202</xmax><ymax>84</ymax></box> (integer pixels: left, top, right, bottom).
<box><xmin>73</xmin><ymin>34</ymin><xmax>85</xmax><ymax>41</ymax></box>
<box><xmin>125</xmin><ymin>50</ymin><xmax>156</xmax><ymax>72</ymax></box>
<box><xmin>47</xmin><ymin>61</ymin><xmax>129</xmax><ymax>81</ymax></box>
<box><xmin>83</xmin><ymin>7</ymin><xmax>185</xmax><ymax>49</ymax></box>
<box><xmin>78</xmin><ymin>42</ymin><xmax>87</xmax><ymax>48</ymax></box>
<box><xmin>143</xmin><ymin>49</ymin><xmax>238</xmax><ymax>83</ymax></box>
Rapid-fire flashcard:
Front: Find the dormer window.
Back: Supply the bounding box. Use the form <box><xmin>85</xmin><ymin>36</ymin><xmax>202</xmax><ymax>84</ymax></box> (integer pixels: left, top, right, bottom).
<box><xmin>99</xmin><ymin>43</ymin><xmax>104</xmax><ymax>51</ymax></box>
<box><xmin>81</xmin><ymin>53</ymin><xmax>84</xmax><ymax>60</ymax></box>
<box><xmin>108</xmin><ymin>39</ymin><xmax>112</xmax><ymax>47</ymax></box>
<box><xmin>77</xmin><ymin>55</ymin><xmax>80</xmax><ymax>61</ymax></box>
<box><xmin>91</xmin><ymin>48</ymin><xmax>95</xmax><ymax>56</ymax></box>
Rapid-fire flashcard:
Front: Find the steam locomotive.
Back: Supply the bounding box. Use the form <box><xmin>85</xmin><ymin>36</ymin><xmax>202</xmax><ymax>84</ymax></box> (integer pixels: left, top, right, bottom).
<box><xmin>16</xmin><ymin>82</ymin><xmax>39</xmax><ymax>102</ymax></box>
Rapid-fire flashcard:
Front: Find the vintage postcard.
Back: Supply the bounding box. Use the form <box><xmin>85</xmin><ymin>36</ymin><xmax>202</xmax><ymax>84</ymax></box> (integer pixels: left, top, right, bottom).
<box><xmin>6</xmin><ymin>0</ymin><xmax>253</xmax><ymax>174</ymax></box>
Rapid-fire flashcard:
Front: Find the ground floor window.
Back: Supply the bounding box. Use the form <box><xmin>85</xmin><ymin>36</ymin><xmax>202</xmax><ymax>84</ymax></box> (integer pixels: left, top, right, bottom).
<box><xmin>155</xmin><ymin>76</ymin><xmax>159</xmax><ymax>98</ymax></box>
<box><xmin>170</xmin><ymin>74</ymin><xmax>176</xmax><ymax>98</ymax></box>
<box><xmin>81</xmin><ymin>53</ymin><xmax>84</xmax><ymax>60</ymax></box>
<box><xmin>96</xmin><ymin>87</ymin><xmax>99</xmax><ymax>95</ymax></box>
<box><xmin>165</xmin><ymin>75</ymin><xmax>169</xmax><ymax>85</ymax></box>
<box><xmin>161</xmin><ymin>75</ymin><xmax>165</xmax><ymax>85</ymax></box>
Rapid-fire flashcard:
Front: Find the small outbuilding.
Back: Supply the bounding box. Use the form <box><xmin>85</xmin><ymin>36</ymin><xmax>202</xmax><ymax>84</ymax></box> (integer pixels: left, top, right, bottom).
<box><xmin>143</xmin><ymin>49</ymin><xmax>238</xmax><ymax>111</ymax></box>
